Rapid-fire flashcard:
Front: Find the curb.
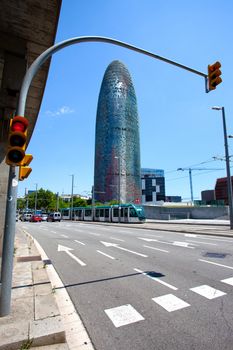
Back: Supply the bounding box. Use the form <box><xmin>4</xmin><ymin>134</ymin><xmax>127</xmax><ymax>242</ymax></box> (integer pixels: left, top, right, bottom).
<box><xmin>25</xmin><ymin>231</ymin><xmax>95</xmax><ymax>350</ymax></box>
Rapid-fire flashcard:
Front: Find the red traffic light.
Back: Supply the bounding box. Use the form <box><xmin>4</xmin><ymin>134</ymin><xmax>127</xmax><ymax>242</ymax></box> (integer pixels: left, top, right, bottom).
<box><xmin>5</xmin><ymin>116</ymin><xmax>29</xmax><ymax>166</ymax></box>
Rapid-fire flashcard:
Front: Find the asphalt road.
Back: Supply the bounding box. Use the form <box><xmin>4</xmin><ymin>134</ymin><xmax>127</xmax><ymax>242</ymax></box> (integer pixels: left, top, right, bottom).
<box><xmin>18</xmin><ymin>221</ymin><xmax>233</xmax><ymax>350</ymax></box>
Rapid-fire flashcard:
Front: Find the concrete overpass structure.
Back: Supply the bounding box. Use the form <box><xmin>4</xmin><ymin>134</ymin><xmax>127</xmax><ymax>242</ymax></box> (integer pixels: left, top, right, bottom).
<box><xmin>0</xmin><ymin>0</ymin><xmax>62</xmax><ymax>256</ymax></box>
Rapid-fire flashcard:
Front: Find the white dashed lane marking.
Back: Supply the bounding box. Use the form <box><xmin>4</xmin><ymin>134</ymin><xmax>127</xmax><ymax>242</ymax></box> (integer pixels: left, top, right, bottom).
<box><xmin>104</xmin><ymin>304</ymin><xmax>144</xmax><ymax>327</ymax></box>
<box><xmin>186</xmin><ymin>239</ymin><xmax>217</xmax><ymax>246</ymax></box>
<box><xmin>74</xmin><ymin>240</ymin><xmax>85</xmax><ymax>245</ymax></box>
<box><xmin>143</xmin><ymin>245</ymin><xmax>169</xmax><ymax>253</ymax></box>
<box><xmin>190</xmin><ymin>285</ymin><xmax>226</xmax><ymax>299</ymax></box>
<box><xmin>199</xmin><ymin>259</ymin><xmax>233</xmax><ymax>270</ymax></box>
<box><xmin>97</xmin><ymin>250</ymin><xmax>115</xmax><ymax>260</ymax></box>
<box><xmin>152</xmin><ymin>294</ymin><xmax>190</xmax><ymax>312</ymax></box>
<box><xmin>134</xmin><ymin>268</ymin><xmax>178</xmax><ymax>291</ymax></box>
<box><xmin>110</xmin><ymin>236</ymin><xmax>125</xmax><ymax>242</ymax></box>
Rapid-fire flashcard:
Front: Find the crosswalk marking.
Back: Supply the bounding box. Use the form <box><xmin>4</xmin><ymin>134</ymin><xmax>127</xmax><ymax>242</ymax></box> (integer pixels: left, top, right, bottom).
<box><xmin>190</xmin><ymin>285</ymin><xmax>226</xmax><ymax>299</ymax></box>
<box><xmin>221</xmin><ymin>277</ymin><xmax>233</xmax><ymax>286</ymax></box>
<box><xmin>152</xmin><ymin>294</ymin><xmax>190</xmax><ymax>312</ymax></box>
<box><xmin>104</xmin><ymin>304</ymin><xmax>144</xmax><ymax>327</ymax></box>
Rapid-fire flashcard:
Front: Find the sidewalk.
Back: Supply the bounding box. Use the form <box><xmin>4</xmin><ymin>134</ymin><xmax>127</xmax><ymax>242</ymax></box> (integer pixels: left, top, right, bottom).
<box><xmin>101</xmin><ymin>219</ymin><xmax>233</xmax><ymax>237</ymax></box>
<box><xmin>0</xmin><ymin>227</ymin><xmax>94</xmax><ymax>350</ymax></box>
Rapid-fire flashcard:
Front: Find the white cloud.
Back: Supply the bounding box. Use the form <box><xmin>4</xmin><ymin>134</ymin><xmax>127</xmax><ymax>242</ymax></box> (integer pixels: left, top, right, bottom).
<box><xmin>45</xmin><ymin>106</ymin><xmax>75</xmax><ymax>117</ymax></box>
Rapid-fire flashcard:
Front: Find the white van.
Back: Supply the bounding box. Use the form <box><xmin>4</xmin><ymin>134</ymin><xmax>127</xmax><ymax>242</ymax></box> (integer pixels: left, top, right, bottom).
<box><xmin>47</xmin><ymin>212</ymin><xmax>61</xmax><ymax>222</ymax></box>
<box><xmin>20</xmin><ymin>213</ymin><xmax>32</xmax><ymax>222</ymax></box>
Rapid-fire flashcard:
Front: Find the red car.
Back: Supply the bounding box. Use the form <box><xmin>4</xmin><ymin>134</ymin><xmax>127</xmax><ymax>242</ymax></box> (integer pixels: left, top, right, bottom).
<box><xmin>30</xmin><ymin>215</ymin><xmax>42</xmax><ymax>222</ymax></box>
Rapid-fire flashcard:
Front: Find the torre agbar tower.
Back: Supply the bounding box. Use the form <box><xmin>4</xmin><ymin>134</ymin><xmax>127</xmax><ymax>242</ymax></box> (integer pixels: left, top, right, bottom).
<box><xmin>94</xmin><ymin>60</ymin><xmax>142</xmax><ymax>204</ymax></box>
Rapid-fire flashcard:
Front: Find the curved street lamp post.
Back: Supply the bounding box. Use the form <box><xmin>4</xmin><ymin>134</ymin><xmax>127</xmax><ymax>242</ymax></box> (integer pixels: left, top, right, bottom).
<box><xmin>0</xmin><ymin>36</ymin><xmax>210</xmax><ymax>316</ymax></box>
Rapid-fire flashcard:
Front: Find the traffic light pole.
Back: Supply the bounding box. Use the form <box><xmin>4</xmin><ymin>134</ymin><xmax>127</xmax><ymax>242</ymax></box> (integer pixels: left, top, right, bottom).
<box><xmin>0</xmin><ymin>166</ymin><xmax>17</xmax><ymax>316</ymax></box>
<box><xmin>0</xmin><ymin>35</ymin><xmax>212</xmax><ymax>316</ymax></box>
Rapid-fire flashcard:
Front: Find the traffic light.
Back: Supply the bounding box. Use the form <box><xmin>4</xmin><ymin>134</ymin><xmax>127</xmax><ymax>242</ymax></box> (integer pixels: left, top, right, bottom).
<box><xmin>208</xmin><ymin>61</ymin><xmax>222</xmax><ymax>91</ymax></box>
<box><xmin>18</xmin><ymin>154</ymin><xmax>33</xmax><ymax>181</ymax></box>
<box><xmin>5</xmin><ymin>116</ymin><xmax>29</xmax><ymax>166</ymax></box>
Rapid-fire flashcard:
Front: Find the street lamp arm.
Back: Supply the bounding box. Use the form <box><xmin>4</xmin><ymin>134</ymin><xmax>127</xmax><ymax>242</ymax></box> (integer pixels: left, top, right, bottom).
<box><xmin>17</xmin><ymin>36</ymin><xmax>207</xmax><ymax>116</ymax></box>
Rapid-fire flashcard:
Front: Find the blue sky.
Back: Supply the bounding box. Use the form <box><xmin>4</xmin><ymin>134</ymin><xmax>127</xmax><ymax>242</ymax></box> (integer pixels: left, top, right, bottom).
<box><xmin>18</xmin><ymin>0</ymin><xmax>233</xmax><ymax>201</ymax></box>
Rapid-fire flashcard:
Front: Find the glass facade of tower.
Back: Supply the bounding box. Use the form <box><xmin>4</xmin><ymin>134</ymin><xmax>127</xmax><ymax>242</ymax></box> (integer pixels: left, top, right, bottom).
<box><xmin>94</xmin><ymin>60</ymin><xmax>141</xmax><ymax>204</ymax></box>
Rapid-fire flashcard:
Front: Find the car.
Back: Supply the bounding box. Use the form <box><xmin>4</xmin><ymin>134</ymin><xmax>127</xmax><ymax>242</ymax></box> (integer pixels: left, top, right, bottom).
<box><xmin>41</xmin><ymin>214</ymin><xmax>48</xmax><ymax>221</ymax></box>
<box><xmin>30</xmin><ymin>215</ymin><xmax>42</xmax><ymax>222</ymax></box>
<box><xmin>20</xmin><ymin>213</ymin><xmax>32</xmax><ymax>222</ymax></box>
<box><xmin>47</xmin><ymin>212</ymin><xmax>61</xmax><ymax>222</ymax></box>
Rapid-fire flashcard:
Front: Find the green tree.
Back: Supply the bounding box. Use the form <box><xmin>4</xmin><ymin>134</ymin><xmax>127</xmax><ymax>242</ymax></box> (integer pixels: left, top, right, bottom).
<box><xmin>17</xmin><ymin>198</ymin><xmax>26</xmax><ymax>210</ymax></box>
<box><xmin>27</xmin><ymin>188</ymin><xmax>56</xmax><ymax>212</ymax></box>
<box><xmin>73</xmin><ymin>197</ymin><xmax>87</xmax><ymax>207</ymax></box>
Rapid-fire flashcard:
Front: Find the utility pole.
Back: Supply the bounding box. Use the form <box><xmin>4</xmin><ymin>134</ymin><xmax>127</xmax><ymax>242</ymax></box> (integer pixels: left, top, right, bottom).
<box><xmin>177</xmin><ymin>167</ymin><xmax>223</xmax><ymax>204</ymax></box>
<box><xmin>70</xmin><ymin>174</ymin><xmax>74</xmax><ymax>220</ymax></box>
<box><xmin>212</xmin><ymin>106</ymin><xmax>233</xmax><ymax>229</ymax></box>
<box><xmin>56</xmin><ymin>192</ymin><xmax>59</xmax><ymax>212</ymax></box>
<box><xmin>34</xmin><ymin>183</ymin><xmax>38</xmax><ymax>213</ymax></box>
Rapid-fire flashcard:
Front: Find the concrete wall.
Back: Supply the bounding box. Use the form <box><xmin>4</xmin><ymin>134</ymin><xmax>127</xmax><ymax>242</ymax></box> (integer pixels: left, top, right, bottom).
<box><xmin>144</xmin><ymin>205</ymin><xmax>229</xmax><ymax>220</ymax></box>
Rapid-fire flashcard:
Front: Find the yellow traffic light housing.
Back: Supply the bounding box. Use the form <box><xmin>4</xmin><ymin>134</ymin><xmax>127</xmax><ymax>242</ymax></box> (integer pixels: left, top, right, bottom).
<box><xmin>5</xmin><ymin>116</ymin><xmax>29</xmax><ymax>166</ymax></box>
<box><xmin>208</xmin><ymin>61</ymin><xmax>222</xmax><ymax>91</ymax></box>
<box><xmin>18</xmin><ymin>154</ymin><xmax>33</xmax><ymax>181</ymax></box>
<box><xmin>19</xmin><ymin>166</ymin><xmax>32</xmax><ymax>181</ymax></box>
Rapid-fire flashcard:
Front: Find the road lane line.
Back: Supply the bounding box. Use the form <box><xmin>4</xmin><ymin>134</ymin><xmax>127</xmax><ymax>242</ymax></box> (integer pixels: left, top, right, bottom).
<box><xmin>173</xmin><ymin>241</ymin><xmax>194</xmax><ymax>249</ymax></box>
<box><xmin>199</xmin><ymin>259</ymin><xmax>233</xmax><ymax>270</ymax></box>
<box><xmin>88</xmin><ymin>232</ymin><xmax>101</xmax><ymax>236</ymax></box>
<box><xmin>134</xmin><ymin>268</ymin><xmax>178</xmax><ymax>291</ymax></box>
<box><xmin>97</xmin><ymin>250</ymin><xmax>115</xmax><ymax>260</ymax></box>
<box><xmin>143</xmin><ymin>245</ymin><xmax>169</xmax><ymax>253</ymax></box>
<box><xmin>74</xmin><ymin>240</ymin><xmax>85</xmax><ymax>245</ymax></box>
<box><xmin>61</xmin><ymin>234</ymin><xmax>68</xmax><ymax>238</ymax></box>
<box><xmin>186</xmin><ymin>240</ymin><xmax>217</xmax><ymax>246</ymax></box>
<box><xmin>110</xmin><ymin>237</ymin><xmax>125</xmax><ymax>242</ymax></box>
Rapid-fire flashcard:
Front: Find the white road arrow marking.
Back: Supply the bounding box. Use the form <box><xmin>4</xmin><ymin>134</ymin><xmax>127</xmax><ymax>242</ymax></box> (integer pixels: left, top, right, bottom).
<box><xmin>139</xmin><ymin>238</ymin><xmax>194</xmax><ymax>249</ymax></box>
<box><xmin>57</xmin><ymin>244</ymin><xmax>86</xmax><ymax>266</ymax></box>
<box><xmin>100</xmin><ymin>241</ymin><xmax>148</xmax><ymax>257</ymax></box>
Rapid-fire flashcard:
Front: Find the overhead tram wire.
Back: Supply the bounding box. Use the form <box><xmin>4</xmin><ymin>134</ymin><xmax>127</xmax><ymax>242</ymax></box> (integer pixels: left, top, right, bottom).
<box><xmin>164</xmin><ymin>158</ymin><xmax>217</xmax><ymax>175</ymax></box>
<box><xmin>166</xmin><ymin>167</ymin><xmax>224</xmax><ymax>182</ymax></box>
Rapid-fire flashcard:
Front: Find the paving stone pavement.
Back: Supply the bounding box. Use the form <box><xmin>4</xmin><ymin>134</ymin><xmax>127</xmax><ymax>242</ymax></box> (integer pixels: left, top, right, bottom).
<box><xmin>0</xmin><ymin>227</ymin><xmax>94</xmax><ymax>350</ymax></box>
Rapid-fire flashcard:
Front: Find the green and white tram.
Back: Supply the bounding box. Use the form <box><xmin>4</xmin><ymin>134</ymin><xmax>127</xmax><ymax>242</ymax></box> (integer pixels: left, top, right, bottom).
<box><xmin>61</xmin><ymin>203</ymin><xmax>146</xmax><ymax>223</ymax></box>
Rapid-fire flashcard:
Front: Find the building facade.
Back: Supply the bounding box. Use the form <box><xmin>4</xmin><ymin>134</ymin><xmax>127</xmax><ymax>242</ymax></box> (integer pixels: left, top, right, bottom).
<box><xmin>94</xmin><ymin>60</ymin><xmax>141</xmax><ymax>204</ymax></box>
<box><xmin>141</xmin><ymin>168</ymin><xmax>166</xmax><ymax>204</ymax></box>
<box><xmin>215</xmin><ymin>176</ymin><xmax>233</xmax><ymax>205</ymax></box>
